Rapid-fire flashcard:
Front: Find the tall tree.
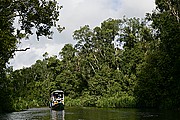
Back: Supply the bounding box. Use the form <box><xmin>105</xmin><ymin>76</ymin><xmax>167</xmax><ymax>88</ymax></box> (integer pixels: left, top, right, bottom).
<box><xmin>0</xmin><ymin>0</ymin><xmax>62</xmax><ymax>70</ymax></box>
<box><xmin>0</xmin><ymin>0</ymin><xmax>62</xmax><ymax>112</ymax></box>
<box><xmin>136</xmin><ymin>0</ymin><xmax>180</xmax><ymax>108</ymax></box>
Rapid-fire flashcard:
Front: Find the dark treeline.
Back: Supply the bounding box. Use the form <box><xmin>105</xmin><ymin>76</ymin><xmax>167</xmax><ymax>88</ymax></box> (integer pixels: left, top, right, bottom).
<box><xmin>0</xmin><ymin>0</ymin><xmax>180</xmax><ymax>112</ymax></box>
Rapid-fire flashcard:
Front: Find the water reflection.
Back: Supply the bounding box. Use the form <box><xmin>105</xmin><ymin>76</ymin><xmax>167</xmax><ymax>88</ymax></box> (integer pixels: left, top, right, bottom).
<box><xmin>0</xmin><ymin>107</ymin><xmax>180</xmax><ymax>120</ymax></box>
<box><xmin>51</xmin><ymin>110</ymin><xmax>65</xmax><ymax>120</ymax></box>
<box><xmin>0</xmin><ymin>107</ymin><xmax>51</xmax><ymax>120</ymax></box>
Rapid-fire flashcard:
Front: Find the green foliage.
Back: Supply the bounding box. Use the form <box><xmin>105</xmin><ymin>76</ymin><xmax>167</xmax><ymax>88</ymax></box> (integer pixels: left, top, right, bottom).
<box><xmin>0</xmin><ymin>0</ymin><xmax>61</xmax><ymax>70</ymax></box>
<box><xmin>65</xmin><ymin>97</ymin><xmax>82</xmax><ymax>107</ymax></box>
<box><xmin>136</xmin><ymin>0</ymin><xmax>180</xmax><ymax>109</ymax></box>
<box><xmin>96</xmin><ymin>95</ymin><xmax>136</xmax><ymax>108</ymax></box>
<box><xmin>0</xmin><ymin>17</ymin><xmax>148</xmax><ymax>112</ymax></box>
<box><xmin>2</xmin><ymin>0</ymin><xmax>180</xmax><ymax>111</ymax></box>
<box><xmin>65</xmin><ymin>94</ymin><xmax>136</xmax><ymax>108</ymax></box>
<box><xmin>5</xmin><ymin>17</ymin><xmax>153</xmax><ymax>111</ymax></box>
<box><xmin>0</xmin><ymin>0</ymin><xmax>62</xmax><ymax>112</ymax></box>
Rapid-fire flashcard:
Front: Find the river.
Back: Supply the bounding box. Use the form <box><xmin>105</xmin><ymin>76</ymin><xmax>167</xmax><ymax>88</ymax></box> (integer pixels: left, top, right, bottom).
<box><xmin>0</xmin><ymin>107</ymin><xmax>180</xmax><ymax>120</ymax></box>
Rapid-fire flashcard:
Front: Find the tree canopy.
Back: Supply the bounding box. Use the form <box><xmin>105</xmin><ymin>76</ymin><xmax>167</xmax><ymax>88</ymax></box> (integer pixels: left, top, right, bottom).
<box><xmin>0</xmin><ymin>0</ymin><xmax>62</xmax><ymax>112</ymax></box>
<box><xmin>136</xmin><ymin>0</ymin><xmax>180</xmax><ymax>108</ymax></box>
<box><xmin>0</xmin><ymin>0</ymin><xmax>180</xmax><ymax>112</ymax></box>
<box><xmin>0</xmin><ymin>0</ymin><xmax>62</xmax><ymax>71</ymax></box>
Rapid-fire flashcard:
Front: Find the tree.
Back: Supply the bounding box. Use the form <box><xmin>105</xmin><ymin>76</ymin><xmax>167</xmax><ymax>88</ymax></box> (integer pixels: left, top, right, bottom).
<box><xmin>0</xmin><ymin>0</ymin><xmax>62</xmax><ymax>112</ymax></box>
<box><xmin>73</xmin><ymin>18</ymin><xmax>152</xmax><ymax>98</ymax></box>
<box><xmin>136</xmin><ymin>0</ymin><xmax>180</xmax><ymax>108</ymax></box>
<box><xmin>0</xmin><ymin>0</ymin><xmax>62</xmax><ymax>71</ymax></box>
<box><xmin>57</xmin><ymin>44</ymin><xmax>82</xmax><ymax>97</ymax></box>
<box><xmin>6</xmin><ymin>17</ymin><xmax>155</xmax><ymax>109</ymax></box>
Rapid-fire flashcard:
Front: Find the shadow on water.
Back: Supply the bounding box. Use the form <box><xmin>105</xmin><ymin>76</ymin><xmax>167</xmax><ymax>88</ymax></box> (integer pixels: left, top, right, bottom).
<box><xmin>0</xmin><ymin>107</ymin><xmax>180</xmax><ymax>120</ymax></box>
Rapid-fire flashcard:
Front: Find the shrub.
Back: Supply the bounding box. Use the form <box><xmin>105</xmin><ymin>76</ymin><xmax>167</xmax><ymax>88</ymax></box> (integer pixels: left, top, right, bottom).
<box><xmin>96</xmin><ymin>95</ymin><xmax>136</xmax><ymax>108</ymax></box>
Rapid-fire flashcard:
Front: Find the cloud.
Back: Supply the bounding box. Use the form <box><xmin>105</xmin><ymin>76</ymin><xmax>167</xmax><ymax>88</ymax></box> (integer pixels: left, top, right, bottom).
<box><xmin>119</xmin><ymin>0</ymin><xmax>156</xmax><ymax>17</ymax></box>
<box><xmin>56</xmin><ymin>0</ymin><xmax>155</xmax><ymax>43</ymax></box>
<box><xmin>10</xmin><ymin>0</ymin><xmax>155</xmax><ymax>70</ymax></box>
<box><xmin>10</xmin><ymin>41</ymin><xmax>64</xmax><ymax>70</ymax></box>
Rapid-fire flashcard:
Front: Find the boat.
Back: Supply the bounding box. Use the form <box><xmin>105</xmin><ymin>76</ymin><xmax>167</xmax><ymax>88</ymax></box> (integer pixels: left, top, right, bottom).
<box><xmin>50</xmin><ymin>90</ymin><xmax>64</xmax><ymax>110</ymax></box>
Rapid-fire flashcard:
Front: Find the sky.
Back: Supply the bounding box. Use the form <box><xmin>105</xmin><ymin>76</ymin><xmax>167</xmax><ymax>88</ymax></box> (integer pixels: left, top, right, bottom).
<box><xmin>10</xmin><ymin>0</ymin><xmax>155</xmax><ymax>70</ymax></box>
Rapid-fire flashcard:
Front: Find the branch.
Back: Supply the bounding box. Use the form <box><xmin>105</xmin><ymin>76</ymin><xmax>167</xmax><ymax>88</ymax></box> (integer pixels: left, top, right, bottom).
<box><xmin>88</xmin><ymin>61</ymin><xmax>96</xmax><ymax>73</ymax></box>
<box><xmin>15</xmin><ymin>47</ymin><xmax>30</xmax><ymax>51</ymax></box>
<box><xmin>93</xmin><ymin>55</ymin><xmax>100</xmax><ymax>70</ymax></box>
<box><xmin>166</xmin><ymin>0</ymin><xmax>179</xmax><ymax>23</ymax></box>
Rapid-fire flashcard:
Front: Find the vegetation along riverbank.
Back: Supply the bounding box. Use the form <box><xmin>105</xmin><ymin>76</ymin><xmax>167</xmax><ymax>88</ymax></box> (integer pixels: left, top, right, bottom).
<box><xmin>0</xmin><ymin>0</ymin><xmax>180</xmax><ymax>112</ymax></box>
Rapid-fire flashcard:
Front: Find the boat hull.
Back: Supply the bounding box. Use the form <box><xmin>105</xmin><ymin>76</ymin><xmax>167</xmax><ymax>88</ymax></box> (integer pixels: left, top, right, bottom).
<box><xmin>51</xmin><ymin>103</ymin><xmax>64</xmax><ymax>111</ymax></box>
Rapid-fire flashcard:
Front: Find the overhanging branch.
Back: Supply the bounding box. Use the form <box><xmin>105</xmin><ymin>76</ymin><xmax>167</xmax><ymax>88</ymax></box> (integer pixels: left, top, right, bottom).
<box><xmin>15</xmin><ymin>47</ymin><xmax>30</xmax><ymax>51</ymax></box>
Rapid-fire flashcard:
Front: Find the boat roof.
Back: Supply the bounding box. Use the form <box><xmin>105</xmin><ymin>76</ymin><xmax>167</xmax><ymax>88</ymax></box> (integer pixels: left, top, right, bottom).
<box><xmin>51</xmin><ymin>90</ymin><xmax>63</xmax><ymax>94</ymax></box>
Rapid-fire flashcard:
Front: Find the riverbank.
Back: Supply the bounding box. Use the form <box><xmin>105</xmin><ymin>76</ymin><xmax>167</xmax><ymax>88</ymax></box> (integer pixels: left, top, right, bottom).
<box><xmin>65</xmin><ymin>95</ymin><xmax>136</xmax><ymax>108</ymax></box>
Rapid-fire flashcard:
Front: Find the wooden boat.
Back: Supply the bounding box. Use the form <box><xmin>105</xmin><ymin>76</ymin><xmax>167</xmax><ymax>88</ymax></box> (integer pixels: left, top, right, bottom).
<box><xmin>50</xmin><ymin>90</ymin><xmax>64</xmax><ymax>110</ymax></box>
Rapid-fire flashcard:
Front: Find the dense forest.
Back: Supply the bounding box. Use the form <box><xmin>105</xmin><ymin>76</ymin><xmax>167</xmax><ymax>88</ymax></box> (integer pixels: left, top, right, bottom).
<box><xmin>0</xmin><ymin>0</ymin><xmax>179</xmax><ymax>112</ymax></box>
